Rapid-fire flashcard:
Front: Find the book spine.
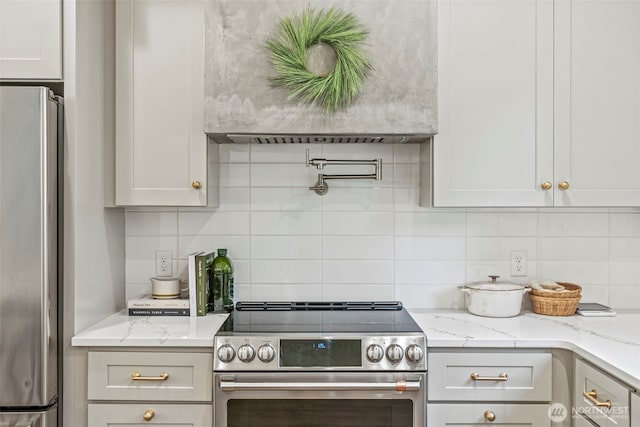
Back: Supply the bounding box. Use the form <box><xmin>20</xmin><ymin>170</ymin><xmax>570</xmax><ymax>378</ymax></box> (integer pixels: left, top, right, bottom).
<box><xmin>187</xmin><ymin>252</ymin><xmax>200</xmax><ymax>317</ymax></box>
<box><xmin>196</xmin><ymin>255</ymin><xmax>206</xmax><ymax>316</ymax></box>
<box><xmin>128</xmin><ymin>308</ymin><xmax>190</xmax><ymax>316</ymax></box>
<box><xmin>127</xmin><ymin>301</ymin><xmax>190</xmax><ymax>309</ymax></box>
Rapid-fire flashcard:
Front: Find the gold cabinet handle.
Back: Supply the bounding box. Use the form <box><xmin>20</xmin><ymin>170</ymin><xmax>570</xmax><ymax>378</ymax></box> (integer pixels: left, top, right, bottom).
<box><xmin>131</xmin><ymin>371</ymin><xmax>169</xmax><ymax>381</ymax></box>
<box><xmin>470</xmin><ymin>372</ymin><xmax>508</xmax><ymax>381</ymax></box>
<box><xmin>143</xmin><ymin>409</ymin><xmax>155</xmax><ymax>421</ymax></box>
<box><xmin>558</xmin><ymin>181</ymin><xmax>570</xmax><ymax>190</ymax></box>
<box><xmin>583</xmin><ymin>389</ymin><xmax>612</xmax><ymax>409</ymax></box>
<box><xmin>541</xmin><ymin>181</ymin><xmax>552</xmax><ymax>190</ymax></box>
<box><xmin>191</xmin><ymin>180</ymin><xmax>202</xmax><ymax>190</ymax></box>
<box><xmin>484</xmin><ymin>410</ymin><xmax>496</xmax><ymax>422</ymax></box>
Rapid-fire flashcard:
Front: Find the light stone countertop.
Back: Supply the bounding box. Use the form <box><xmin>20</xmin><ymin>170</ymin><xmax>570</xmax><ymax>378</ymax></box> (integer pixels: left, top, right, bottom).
<box><xmin>71</xmin><ymin>310</ymin><xmax>229</xmax><ymax>347</ymax></box>
<box><xmin>409</xmin><ymin>309</ymin><xmax>640</xmax><ymax>391</ymax></box>
<box><xmin>71</xmin><ymin>308</ymin><xmax>640</xmax><ymax>391</ymax></box>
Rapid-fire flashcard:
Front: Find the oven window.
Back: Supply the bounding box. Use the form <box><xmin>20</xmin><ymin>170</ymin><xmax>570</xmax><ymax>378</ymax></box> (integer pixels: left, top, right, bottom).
<box><xmin>227</xmin><ymin>399</ymin><xmax>413</xmax><ymax>427</ymax></box>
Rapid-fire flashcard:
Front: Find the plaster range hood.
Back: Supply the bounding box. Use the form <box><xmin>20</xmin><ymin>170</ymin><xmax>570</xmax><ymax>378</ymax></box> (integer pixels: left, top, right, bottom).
<box><xmin>204</xmin><ymin>0</ymin><xmax>437</xmax><ymax>144</ymax></box>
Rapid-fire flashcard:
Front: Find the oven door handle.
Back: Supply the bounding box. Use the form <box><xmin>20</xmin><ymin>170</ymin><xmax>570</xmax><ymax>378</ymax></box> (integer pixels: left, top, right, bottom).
<box><xmin>219</xmin><ymin>379</ymin><xmax>422</xmax><ymax>392</ymax></box>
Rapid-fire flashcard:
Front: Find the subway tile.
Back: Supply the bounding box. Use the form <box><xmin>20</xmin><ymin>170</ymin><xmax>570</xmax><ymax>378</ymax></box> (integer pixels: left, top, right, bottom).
<box><xmin>393</xmin><ymin>164</ymin><xmax>420</xmax><ymax>188</ymax></box>
<box><xmin>250</xmin><ymin>144</ymin><xmax>321</xmax><ymax>163</ymax></box>
<box><xmin>395</xmin><ymin>212</ymin><xmax>466</xmax><ymax>236</ymax></box>
<box><xmin>249</xmin><ymin>284</ymin><xmax>322</xmax><ymax>301</ymax></box>
<box><xmin>466</xmin><ymin>237</ymin><xmax>537</xmax><ymax>261</ymax></box>
<box><xmin>537</xmin><ymin>261</ymin><xmax>609</xmax><ymax>285</ymax></box>
<box><xmin>251</xmin><ymin>188</ymin><xmax>322</xmax><ymax>211</ymax></box>
<box><xmin>394</xmin><ymin>236</ymin><xmax>465</xmax><ymax>260</ymax></box>
<box><xmin>394</xmin><ymin>261</ymin><xmax>466</xmax><ymax>284</ymax></box>
<box><xmin>538</xmin><ymin>237</ymin><xmax>608</xmax><ymax>261</ymax></box>
<box><xmin>251</xmin><ymin>212</ymin><xmax>321</xmax><ymax>235</ymax></box>
<box><xmin>178</xmin><ymin>235</ymin><xmax>250</xmax><ymax>260</ymax></box>
<box><xmin>217</xmin><ymin>188</ymin><xmax>250</xmax><ymax>211</ymax></box>
<box><xmin>322</xmin><ymin>261</ymin><xmax>393</xmax><ymax>284</ymax></box>
<box><xmin>610</xmin><ymin>212</ymin><xmax>640</xmax><ymax>237</ymax></box>
<box><xmin>321</xmin><ymin>144</ymin><xmax>394</xmax><ymax>164</ymax></box>
<box><xmin>323</xmin><ymin>284</ymin><xmax>395</xmax><ymax>301</ymax></box>
<box><xmin>538</xmin><ymin>212</ymin><xmax>609</xmax><ymax>236</ymax></box>
<box><xmin>610</xmin><ymin>238</ymin><xmax>640</xmax><ymax>260</ymax></box>
<box><xmin>609</xmin><ymin>285</ymin><xmax>640</xmax><ymax>309</ymax></box>
<box><xmin>609</xmin><ymin>262</ymin><xmax>640</xmax><ymax>285</ymax></box>
<box><xmin>320</xmin><ymin>188</ymin><xmax>394</xmax><ymax>212</ymax></box>
<box><xmin>251</xmin><ymin>260</ymin><xmax>321</xmax><ymax>284</ymax></box>
<box><xmin>322</xmin><ymin>212</ymin><xmax>393</xmax><ymax>235</ymax></box>
<box><xmin>393</xmin><ymin>144</ymin><xmax>420</xmax><ymax>163</ymax></box>
<box><xmin>126</xmin><ymin>211</ymin><xmax>177</xmax><ymax>236</ymax></box>
<box><xmin>251</xmin><ymin>236</ymin><xmax>321</xmax><ymax>259</ymax></box>
<box><xmin>395</xmin><ymin>284</ymin><xmax>465</xmax><ymax>310</ymax></box>
<box><xmin>322</xmin><ymin>236</ymin><xmax>394</xmax><ymax>260</ymax></box>
<box><xmin>178</xmin><ymin>211</ymin><xmax>249</xmax><ymax>235</ymax></box>
<box><xmin>126</xmin><ymin>236</ymin><xmax>177</xmax><ymax>260</ymax></box>
<box><xmin>219</xmin><ymin>163</ymin><xmax>250</xmax><ymax>187</ymax></box>
<box><xmin>218</xmin><ymin>143</ymin><xmax>250</xmax><ymax>163</ymax></box>
<box><xmin>251</xmin><ymin>163</ymin><xmax>317</xmax><ymax>187</ymax></box>
<box><xmin>467</xmin><ymin>212</ymin><xmax>538</xmax><ymax>236</ymax></box>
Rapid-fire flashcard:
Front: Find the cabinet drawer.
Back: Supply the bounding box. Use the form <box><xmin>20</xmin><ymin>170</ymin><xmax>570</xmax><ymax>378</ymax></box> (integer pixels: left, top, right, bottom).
<box><xmin>574</xmin><ymin>358</ymin><xmax>630</xmax><ymax>427</ymax></box>
<box><xmin>428</xmin><ymin>351</ymin><xmax>552</xmax><ymax>401</ymax></box>
<box><xmin>631</xmin><ymin>393</ymin><xmax>640</xmax><ymax>427</ymax></box>
<box><xmin>427</xmin><ymin>403</ymin><xmax>551</xmax><ymax>426</ymax></box>
<box><xmin>88</xmin><ymin>403</ymin><xmax>212</xmax><ymax>426</ymax></box>
<box><xmin>88</xmin><ymin>351</ymin><xmax>212</xmax><ymax>401</ymax></box>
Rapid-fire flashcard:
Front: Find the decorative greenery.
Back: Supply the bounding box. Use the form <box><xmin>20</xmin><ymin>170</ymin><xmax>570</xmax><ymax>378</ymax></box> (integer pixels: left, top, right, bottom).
<box><xmin>266</xmin><ymin>6</ymin><xmax>373</xmax><ymax>113</ymax></box>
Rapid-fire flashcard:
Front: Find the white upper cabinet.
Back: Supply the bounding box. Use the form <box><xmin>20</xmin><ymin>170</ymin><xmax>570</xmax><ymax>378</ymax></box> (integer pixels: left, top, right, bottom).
<box><xmin>553</xmin><ymin>0</ymin><xmax>640</xmax><ymax>207</ymax></box>
<box><xmin>115</xmin><ymin>0</ymin><xmax>208</xmax><ymax>206</ymax></box>
<box><xmin>433</xmin><ymin>0</ymin><xmax>640</xmax><ymax>207</ymax></box>
<box><xmin>0</xmin><ymin>0</ymin><xmax>62</xmax><ymax>80</ymax></box>
<box><xmin>433</xmin><ymin>0</ymin><xmax>554</xmax><ymax>207</ymax></box>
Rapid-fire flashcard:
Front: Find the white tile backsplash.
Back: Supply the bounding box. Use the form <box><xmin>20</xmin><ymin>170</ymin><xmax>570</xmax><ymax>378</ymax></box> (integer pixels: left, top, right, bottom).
<box><xmin>124</xmin><ymin>144</ymin><xmax>640</xmax><ymax>309</ymax></box>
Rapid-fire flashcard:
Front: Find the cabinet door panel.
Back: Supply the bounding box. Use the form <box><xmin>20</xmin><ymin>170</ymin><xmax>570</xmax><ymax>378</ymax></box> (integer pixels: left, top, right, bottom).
<box><xmin>115</xmin><ymin>0</ymin><xmax>207</xmax><ymax>206</ymax></box>
<box><xmin>0</xmin><ymin>0</ymin><xmax>62</xmax><ymax>79</ymax></box>
<box><xmin>427</xmin><ymin>403</ymin><xmax>551</xmax><ymax>426</ymax></box>
<box><xmin>88</xmin><ymin>403</ymin><xmax>212</xmax><ymax>426</ymax></box>
<box><xmin>433</xmin><ymin>0</ymin><xmax>553</xmax><ymax>207</ymax></box>
<box><xmin>554</xmin><ymin>0</ymin><xmax>640</xmax><ymax>206</ymax></box>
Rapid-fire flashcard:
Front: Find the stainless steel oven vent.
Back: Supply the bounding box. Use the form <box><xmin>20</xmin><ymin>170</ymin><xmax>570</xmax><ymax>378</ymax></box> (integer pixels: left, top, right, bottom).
<box><xmin>211</xmin><ymin>134</ymin><xmax>426</xmax><ymax>144</ymax></box>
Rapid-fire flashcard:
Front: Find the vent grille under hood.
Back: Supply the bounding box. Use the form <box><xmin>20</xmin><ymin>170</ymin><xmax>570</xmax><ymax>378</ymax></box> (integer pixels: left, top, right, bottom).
<box><xmin>204</xmin><ymin>0</ymin><xmax>437</xmax><ymax>144</ymax></box>
<box><xmin>213</xmin><ymin>134</ymin><xmax>427</xmax><ymax>144</ymax></box>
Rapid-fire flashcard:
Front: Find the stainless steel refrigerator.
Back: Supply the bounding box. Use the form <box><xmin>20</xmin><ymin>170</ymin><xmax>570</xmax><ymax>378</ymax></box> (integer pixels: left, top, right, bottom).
<box><xmin>0</xmin><ymin>86</ymin><xmax>61</xmax><ymax>427</ymax></box>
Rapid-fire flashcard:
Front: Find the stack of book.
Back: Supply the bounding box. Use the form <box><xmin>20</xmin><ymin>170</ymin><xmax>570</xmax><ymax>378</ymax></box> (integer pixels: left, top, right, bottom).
<box><xmin>127</xmin><ymin>294</ymin><xmax>190</xmax><ymax>316</ymax></box>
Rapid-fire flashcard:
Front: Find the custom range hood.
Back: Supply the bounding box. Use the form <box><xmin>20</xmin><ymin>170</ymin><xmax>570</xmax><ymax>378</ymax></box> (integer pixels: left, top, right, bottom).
<box><xmin>204</xmin><ymin>0</ymin><xmax>437</xmax><ymax>143</ymax></box>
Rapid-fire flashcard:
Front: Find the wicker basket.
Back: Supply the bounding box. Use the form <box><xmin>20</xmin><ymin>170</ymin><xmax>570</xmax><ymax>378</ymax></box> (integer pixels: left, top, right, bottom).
<box><xmin>529</xmin><ymin>294</ymin><xmax>581</xmax><ymax>316</ymax></box>
<box><xmin>530</xmin><ymin>282</ymin><xmax>582</xmax><ymax>299</ymax></box>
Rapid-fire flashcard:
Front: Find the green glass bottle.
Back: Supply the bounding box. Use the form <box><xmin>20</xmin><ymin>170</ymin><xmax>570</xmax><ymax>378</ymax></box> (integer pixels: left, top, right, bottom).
<box><xmin>209</xmin><ymin>248</ymin><xmax>234</xmax><ymax>312</ymax></box>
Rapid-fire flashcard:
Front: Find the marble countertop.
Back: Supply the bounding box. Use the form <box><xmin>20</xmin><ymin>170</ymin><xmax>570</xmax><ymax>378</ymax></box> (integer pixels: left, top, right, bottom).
<box><xmin>71</xmin><ymin>308</ymin><xmax>640</xmax><ymax>390</ymax></box>
<box><xmin>409</xmin><ymin>309</ymin><xmax>640</xmax><ymax>391</ymax></box>
<box><xmin>71</xmin><ymin>311</ymin><xmax>229</xmax><ymax>347</ymax></box>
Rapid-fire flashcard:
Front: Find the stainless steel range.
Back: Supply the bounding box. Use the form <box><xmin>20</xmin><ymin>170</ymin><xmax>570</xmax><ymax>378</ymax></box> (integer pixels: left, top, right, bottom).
<box><xmin>213</xmin><ymin>301</ymin><xmax>426</xmax><ymax>427</ymax></box>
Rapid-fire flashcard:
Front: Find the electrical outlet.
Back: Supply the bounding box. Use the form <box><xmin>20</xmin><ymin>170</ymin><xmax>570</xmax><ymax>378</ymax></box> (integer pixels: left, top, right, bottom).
<box><xmin>155</xmin><ymin>250</ymin><xmax>172</xmax><ymax>277</ymax></box>
<box><xmin>510</xmin><ymin>250</ymin><xmax>527</xmax><ymax>277</ymax></box>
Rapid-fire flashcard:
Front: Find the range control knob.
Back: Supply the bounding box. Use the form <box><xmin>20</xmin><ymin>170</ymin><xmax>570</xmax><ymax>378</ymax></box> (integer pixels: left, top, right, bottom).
<box><xmin>366</xmin><ymin>344</ymin><xmax>384</xmax><ymax>363</ymax></box>
<box><xmin>405</xmin><ymin>344</ymin><xmax>424</xmax><ymax>363</ymax></box>
<box><xmin>217</xmin><ymin>344</ymin><xmax>236</xmax><ymax>363</ymax></box>
<box><xmin>257</xmin><ymin>344</ymin><xmax>276</xmax><ymax>363</ymax></box>
<box><xmin>237</xmin><ymin>344</ymin><xmax>256</xmax><ymax>363</ymax></box>
<box><xmin>386</xmin><ymin>344</ymin><xmax>404</xmax><ymax>364</ymax></box>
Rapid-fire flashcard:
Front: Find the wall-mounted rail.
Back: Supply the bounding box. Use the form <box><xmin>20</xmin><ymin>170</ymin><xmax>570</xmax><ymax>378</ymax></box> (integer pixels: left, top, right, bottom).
<box><xmin>305</xmin><ymin>149</ymin><xmax>382</xmax><ymax>195</ymax></box>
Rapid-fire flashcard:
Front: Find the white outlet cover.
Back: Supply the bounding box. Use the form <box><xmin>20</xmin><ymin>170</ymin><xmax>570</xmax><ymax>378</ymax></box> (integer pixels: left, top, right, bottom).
<box><xmin>155</xmin><ymin>250</ymin><xmax>173</xmax><ymax>277</ymax></box>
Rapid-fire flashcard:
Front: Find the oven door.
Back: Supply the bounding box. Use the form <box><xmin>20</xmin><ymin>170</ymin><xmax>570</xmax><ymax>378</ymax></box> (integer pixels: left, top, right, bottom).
<box><xmin>214</xmin><ymin>372</ymin><xmax>425</xmax><ymax>427</ymax></box>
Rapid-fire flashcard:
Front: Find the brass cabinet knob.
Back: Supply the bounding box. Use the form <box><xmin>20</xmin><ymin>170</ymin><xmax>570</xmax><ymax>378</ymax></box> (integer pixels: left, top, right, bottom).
<box><xmin>143</xmin><ymin>409</ymin><xmax>155</xmax><ymax>421</ymax></box>
<box><xmin>541</xmin><ymin>181</ymin><xmax>552</xmax><ymax>190</ymax></box>
<box><xmin>484</xmin><ymin>410</ymin><xmax>496</xmax><ymax>422</ymax></box>
<box><xmin>558</xmin><ymin>181</ymin><xmax>570</xmax><ymax>190</ymax></box>
<box><xmin>191</xmin><ymin>180</ymin><xmax>202</xmax><ymax>190</ymax></box>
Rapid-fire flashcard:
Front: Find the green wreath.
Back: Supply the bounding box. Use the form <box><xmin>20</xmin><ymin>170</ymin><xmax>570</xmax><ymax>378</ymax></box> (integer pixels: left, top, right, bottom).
<box><xmin>266</xmin><ymin>6</ymin><xmax>373</xmax><ymax>113</ymax></box>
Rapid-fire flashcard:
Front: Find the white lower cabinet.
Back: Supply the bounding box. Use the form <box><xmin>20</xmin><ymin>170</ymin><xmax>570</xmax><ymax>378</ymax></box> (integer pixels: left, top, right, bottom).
<box><xmin>428</xmin><ymin>403</ymin><xmax>551</xmax><ymax>426</ymax></box>
<box><xmin>88</xmin><ymin>403</ymin><xmax>212</xmax><ymax>426</ymax></box>
<box><xmin>427</xmin><ymin>350</ymin><xmax>553</xmax><ymax>426</ymax></box>
<box><xmin>87</xmin><ymin>350</ymin><xmax>213</xmax><ymax>426</ymax></box>
<box><xmin>574</xmin><ymin>358</ymin><xmax>630</xmax><ymax>427</ymax></box>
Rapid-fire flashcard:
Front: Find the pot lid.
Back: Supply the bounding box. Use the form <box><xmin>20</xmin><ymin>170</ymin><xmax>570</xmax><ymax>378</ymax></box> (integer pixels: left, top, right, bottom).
<box><xmin>464</xmin><ymin>275</ymin><xmax>526</xmax><ymax>291</ymax></box>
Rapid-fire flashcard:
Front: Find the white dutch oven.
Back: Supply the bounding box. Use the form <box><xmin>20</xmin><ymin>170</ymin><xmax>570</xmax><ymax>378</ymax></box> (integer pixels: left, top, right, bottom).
<box><xmin>460</xmin><ymin>275</ymin><xmax>530</xmax><ymax>318</ymax></box>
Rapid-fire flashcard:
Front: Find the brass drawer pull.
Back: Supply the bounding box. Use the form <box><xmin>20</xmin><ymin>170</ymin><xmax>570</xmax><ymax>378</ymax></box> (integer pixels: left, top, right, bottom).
<box><xmin>143</xmin><ymin>409</ymin><xmax>155</xmax><ymax>421</ymax></box>
<box><xmin>583</xmin><ymin>389</ymin><xmax>612</xmax><ymax>409</ymax></box>
<box><xmin>131</xmin><ymin>371</ymin><xmax>169</xmax><ymax>381</ymax></box>
<box><xmin>192</xmin><ymin>180</ymin><xmax>202</xmax><ymax>189</ymax></box>
<box><xmin>484</xmin><ymin>409</ymin><xmax>496</xmax><ymax>422</ymax></box>
<box><xmin>470</xmin><ymin>372</ymin><xmax>508</xmax><ymax>382</ymax></box>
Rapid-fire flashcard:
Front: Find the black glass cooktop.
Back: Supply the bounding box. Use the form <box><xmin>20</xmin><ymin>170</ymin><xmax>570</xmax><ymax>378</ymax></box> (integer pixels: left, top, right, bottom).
<box><xmin>216</xmin><ymin>301</ymin><xmax>422</xmax><ymax>334</ymax></box>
